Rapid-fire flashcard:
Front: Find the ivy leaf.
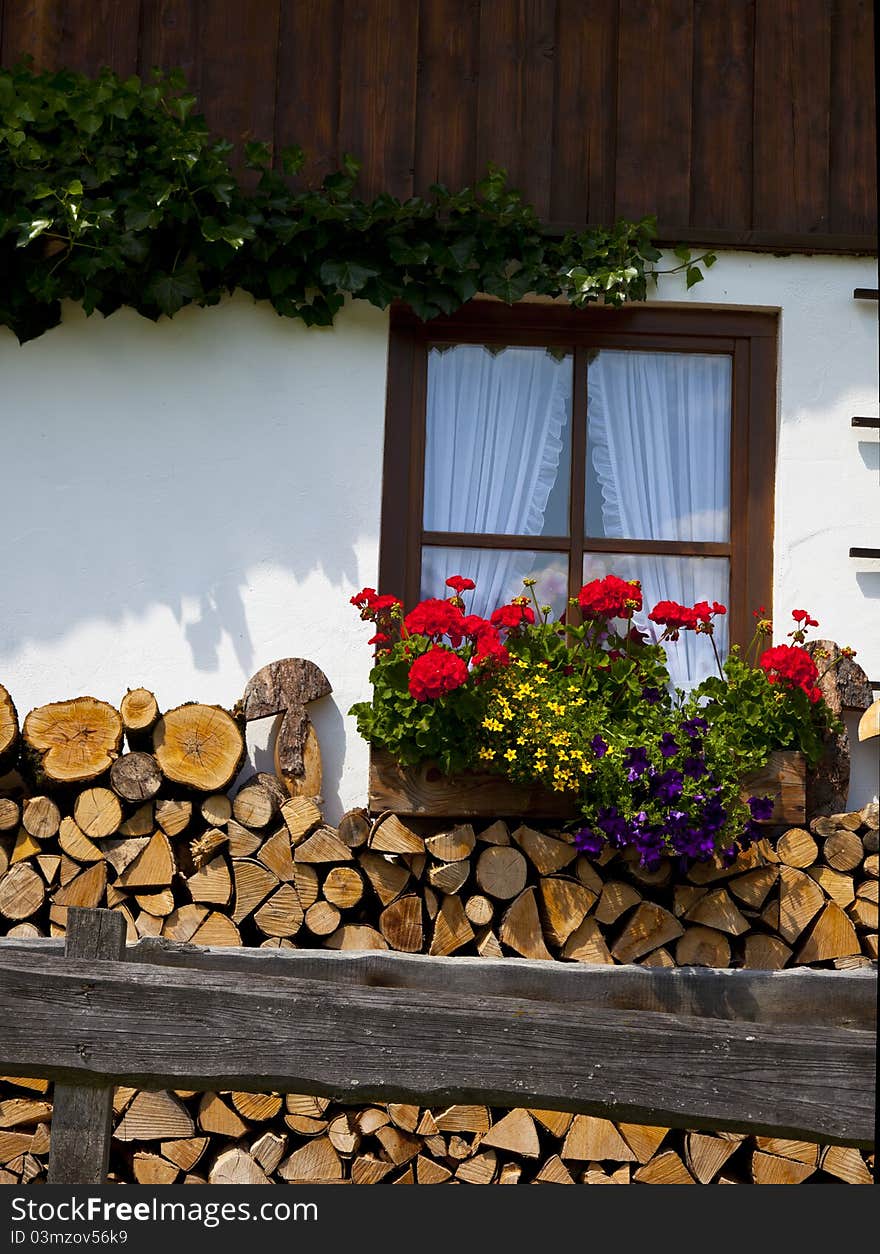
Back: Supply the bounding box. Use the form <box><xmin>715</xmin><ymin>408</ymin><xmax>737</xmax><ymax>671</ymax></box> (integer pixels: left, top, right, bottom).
<box><xmin>146</xmin><ymin>263</ymin><xmax>203</xmax><ymax>316</ymax></box>
<box><xmin>281</xmin><ymin>145</ymin><xmax>305</xmax><ymax>176</ymax></box>
<box><xmin>673</xmin><ymin>244</ymin><xmax>691</xmax><ymax>263</ymax></box>
<box><xmin>16</xmin><ymin>217</ymin><xmax>53</xmax><ymax>246</ymax></box>
<box><xmin>685</xmin><ymin>266</ymin><xmax>704</xmax><ymax>289</ymax></box>
<box><xmin>319</xmin><ymin>259</ymin><xmax>379</xmax><ymax>292</ymax></box>
<box><xmin>482</xmin><ymin>269</ymin><xmax>533</xmax><ymax>303</ymax></box>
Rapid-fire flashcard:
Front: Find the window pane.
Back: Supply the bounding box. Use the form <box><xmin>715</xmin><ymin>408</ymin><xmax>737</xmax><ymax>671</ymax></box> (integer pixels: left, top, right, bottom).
<box><xmin>424</xmin><ymin>345</ymin><xmax>572</xmax><ymax>537</ymax></box>
<box><xmin>585</xmin><ymin>350</ymin><xmax>731</xmax><ymax>541</ymax></box>
<box><xmin>422</xmin><ymin>547</ymin><xmax>569</xmax><ymax>621</ymax></box>
<box><xmin>582</xmin><ymin>552</ymin><xmax>729</xmax><ymax>690</ymax></box>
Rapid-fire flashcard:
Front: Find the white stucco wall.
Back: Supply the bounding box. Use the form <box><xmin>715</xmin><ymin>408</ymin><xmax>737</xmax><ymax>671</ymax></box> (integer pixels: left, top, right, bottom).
<box><xmin>0</xmin><ymin>250</ymin><xmax>877</xmax><ymax>815</ymax></box>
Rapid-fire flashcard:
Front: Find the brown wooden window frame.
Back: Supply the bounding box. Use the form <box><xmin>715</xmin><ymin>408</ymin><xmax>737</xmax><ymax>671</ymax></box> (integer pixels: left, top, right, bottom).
<box><xmin>379</xmin><ymin>300</ymin><xmax>778</xmax><ymax>653</ymax></box>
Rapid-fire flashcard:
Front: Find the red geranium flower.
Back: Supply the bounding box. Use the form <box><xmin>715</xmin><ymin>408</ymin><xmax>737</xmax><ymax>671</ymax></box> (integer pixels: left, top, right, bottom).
<box><xmin>446</xmin><ymin>575</ymin><xmax>476</xmax><ymax>594</ymax></box>
<box><xmin>367</xmin><ymin>632</ymin><xmax>390</xmax><ymax>647</ymax></box>
<box><xmin>350</xmin><ymin>587</ymin><xmax>378</xmax><ymax>610</ymax></box>
<box><xmin>408</xmin><ymin>646</ymin><xmax>469</xmax><ymax>701</ymax></box>
<box><xmin>371</xmin><ymin>594</ymin><xmax>402</xmax><ymax>612</ymax></box>
<box><xmin>471</xmin><ymin>625</ymin><xmax>511</xmax><ymax>669</ymax></box>
<box><xmin>759</xmin><ymin>644</ymin><xmax>821</xmax><ymax>701</ymax></box>
<box><xmin>578</xmin><ymin>575</ymin><xmax>643</xmax><ymax>620</ymax></box>
<box><xmin>648</xmin><ymin>599</ymin><xmax>698</xmax><ymax>633</ymax></box>
<box><xmin>461</xmin><ymin>614</ymin><xmax>491</xmax><ymax>638</ymax></box>
<box><xmin>404</xmin><ymin>598</ymin><xmax>466</xmax><ymax>645</ymax></box>
<box><xmin>490</xmin><ymin>602</ymin><xmax>536</xmax><ymax>632</ymax></box>
<box><xmin>791</xmin><ymin>609</ymin><xmax>819</xmax><ymax>627</ymax></box>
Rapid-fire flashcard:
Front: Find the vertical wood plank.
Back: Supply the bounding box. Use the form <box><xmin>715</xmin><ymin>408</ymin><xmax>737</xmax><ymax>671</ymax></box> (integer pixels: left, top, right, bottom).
<box><xmin>275</xmin><ymin>0</ymin><xmax>343</xmax><ymax>188</ymax></box>
<box><xmin>615</xmin><ymin>0</ymin><xmax>693</xmax><ymax>226</ymax></box>
<box><xmin>46</xmin><ymin>908</ymin><xmax>127</xmax><ymax>1186</ymax></box>
<box><xmin>753</xmin><ymin>0</ymin><xmax>832</xmax><ymax>234</ymax></box>
<box><xmin>195</xmin><ymin>0</ymin><xmax>282</xmax><ymax>154</ymax></box>
<box><xmin>475</xmin><ymin>0</ymin><xmax>557</xmax><ymax>217</ymax></box>
<box><xmin>0</xmin><ymin>0</ymin><xmax>64</xmax><ymax>69</ymax></box>
<box><xmin>59</xmin><ymin>0</ymin><xmax>141</xmax><ymax>76</ymax></box>
<box><xmin>138</xmin><ymin>0</ymin><xmax>200</xmax><ymax>86</ymax></box>
<box><xmin>691</xmin><ymin>0</ymin><xmax>755</xmax><ymax>231</ymax></box>
<box><xmin>551</xmin><ymin>0</ymin><xmax>617</xmax><ymax>227</ymax></box>
<box><xmin>829</xmin><ymin>0</ymin><xmax>876</xmax><ymax>235</ymax></box>
<box><xmin>414</xmin><ymin>0</ymin><xmax>480</xmax><ymax>193</ymax></box>
<box><xmin>338</xmin><ymin>0</ymin><xmax>420</xmax><ymax>200</ymax></box>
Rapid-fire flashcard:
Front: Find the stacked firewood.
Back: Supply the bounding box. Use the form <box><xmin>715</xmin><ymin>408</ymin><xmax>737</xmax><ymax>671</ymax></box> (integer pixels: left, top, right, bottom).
<box><xmin>0</xmin><ymin>679</ymin><xmax>876</xmax><ymax>1184</ymax></box>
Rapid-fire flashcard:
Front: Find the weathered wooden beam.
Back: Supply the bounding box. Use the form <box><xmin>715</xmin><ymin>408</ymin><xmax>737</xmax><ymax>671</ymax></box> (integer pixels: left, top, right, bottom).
<box><xmin>0</xmin><ymin>949</ymin><xmax>873</xmax><ymax>1147</ymax></box>
<box><xmin>46</xmin><ymin>908</ymin><xmax>126</xmax><ymax>1185</ymax></box>
<box><xmin>1</xmin><ymin>937</ymin><xmax>875</xmax><ymax>1029</ymax></box>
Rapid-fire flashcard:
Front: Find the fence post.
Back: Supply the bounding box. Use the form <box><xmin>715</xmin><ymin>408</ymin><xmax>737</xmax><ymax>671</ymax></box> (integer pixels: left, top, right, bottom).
<box><xmin>47</xmin><ymin>907</ymin><xmax>127</xmax><ymax>1185</ymax></box>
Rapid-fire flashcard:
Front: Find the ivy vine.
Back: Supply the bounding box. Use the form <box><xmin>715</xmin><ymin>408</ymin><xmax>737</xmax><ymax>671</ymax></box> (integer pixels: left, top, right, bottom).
<box><xmin>0</xmin><ymin>64</ymin><xmax>715</xmax><ymax>344</ymax></box>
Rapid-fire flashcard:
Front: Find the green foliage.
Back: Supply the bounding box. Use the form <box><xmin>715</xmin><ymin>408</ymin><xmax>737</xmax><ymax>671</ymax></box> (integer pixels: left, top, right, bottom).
<box><xmin>1</xmin><ymin>63</ymin><xmax>713</xmax><ymax>343</ymax></box>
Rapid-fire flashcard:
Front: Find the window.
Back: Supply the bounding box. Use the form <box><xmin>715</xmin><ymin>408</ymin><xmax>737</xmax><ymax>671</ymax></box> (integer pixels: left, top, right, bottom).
<box><xmin>380</xmin><ymin>301</ymin><xmax>777</xmax><ymax>687</ymax></box>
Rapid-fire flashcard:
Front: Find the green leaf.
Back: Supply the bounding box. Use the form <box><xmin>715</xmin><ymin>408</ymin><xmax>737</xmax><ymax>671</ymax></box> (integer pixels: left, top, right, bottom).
<box><xmin>686</xmin><ymin>266</ymin><xmax>704</xmax><ymax>289</ymax></box>
<box><xmin>16</xmin><ymin>217</ymin><xmax>53</xmax><ymax>246</ymax></box>
<box><xmin>146</xmin><ymin>264</ymin><xmax>203</xmax><ymax>316</ymax></box>
<box><xmin>318</xmin><ymin>259</ymin><xmax>380</xmax><ymax>292</ymax></box>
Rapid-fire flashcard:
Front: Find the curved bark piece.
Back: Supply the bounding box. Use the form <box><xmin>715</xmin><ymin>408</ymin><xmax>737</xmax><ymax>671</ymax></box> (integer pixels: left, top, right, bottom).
<box><xmin>153</xmin><ymin>704</ymin><xmax>245</xmax><ymax>793</ymax></box>
<box><xmin>0</xmin><ymin>684</ymin><xmax>19</xmax><ymax>774</ymax></box>
<box><xmin>23</xmin><ymin>698</ymin><xmax>122</xmax><ymax>784</ymax></box>
<box><xmin>240</xmin><ymin>659</ymin><xmax>332</xmax><ymax>795</ymax></box>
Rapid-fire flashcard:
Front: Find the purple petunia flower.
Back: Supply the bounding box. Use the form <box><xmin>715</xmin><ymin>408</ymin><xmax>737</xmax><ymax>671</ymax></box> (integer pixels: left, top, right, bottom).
<box><xmin>649</xmin><ymin>768</ymin><xmax>684</xmax><ymax>803</ymax></box>
<box><xmin>590</xmin><ymin>734</ymin><xmax>608</xmax><ymax>758</ymax></box>
<box><xmin>574</xmin><ymin>825</ymin><xmax>604</xmax><ymax>855</ymax></box>
<box><xmin>681</xmin><ymin>716</ymin><xmax>709</xmax><ymax>738</ymax></box>
<box><xmin>659</xmin><ymin>732</ymin><xmax>679</xmax><ymax>759</ymax></box>
<box><xmin>682</xmin><ymin>755</ymin><xmax>707</xmax><ymax>779</ymax></box>
<box><xmin>624</xmin><ymin>746</ymin><xmax>650</xmax><ymax>782</ymax></box>
<box><xmin>748</xmin><ymin>795</ymin><xmax>775</xmax><ymax>822</ymax></box>
<box><xmin>641</xmin><ymin>686</ymin><xmax>662</xmax><ymax>705</ymax></box>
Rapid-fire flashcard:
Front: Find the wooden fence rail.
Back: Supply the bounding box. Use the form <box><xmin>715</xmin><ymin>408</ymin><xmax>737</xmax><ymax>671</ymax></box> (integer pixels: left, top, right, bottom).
<box><xmin>0</xmin><ymin>909</ymin><xmax>875</xmax><ymax>1184</ymax></box>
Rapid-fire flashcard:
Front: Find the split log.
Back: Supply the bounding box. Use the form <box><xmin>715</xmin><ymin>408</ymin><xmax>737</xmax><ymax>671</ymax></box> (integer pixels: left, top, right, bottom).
<box><xmin>0</xmin><ymin>685</ymin><xmax>19</xmax><ymax>773</ymax></box>
<box><xmin>0</xmin><ymin>864</ymin><xmax>45</xmax><ymax>920</ymax></box>
<box><xmin>278</xmin><ymin>1136</ymin><xmax>343</xmax><ymax>1181</ymax></box>
<box><xmin>256</xmin><ymin>828</ymin><xmax>296</xmax><ymax>881</ymax></box>
<box><xmin>0</xmin><ymin>798</ymin><xmax>20</xmax><ymax>833</ymax></box>
<box><xmin>513</xmin><ymin>825</ymin><xmax>577</xmax><ymax>875</ymax></box>
<box><xmin>425</xmin><ymin>824</ymin><xmax>476</xmax><ymax>862</ymax></box>
<box><xmin>296</xmin><ymin>827</ymin><xmax>353</xmax><ymax>863</ymax></box>
<box><xmin>427</xmin><ymin>860</ymin><xmax>469</xmax><ymax>894</ymax></box>
<box><xmin>728</xmin><ymin>866</ymin><xmax>778</xmax><ymax>909</ymax></box>
<box><xmin>778</xmin><ymin>866</ymin><xmax>826</xmax><ymax>942</ymax></box>
<box><xmin>208</xmin><ymin>1147</ymin><xmax>270</xmax><ymax>1185</ymax></box>
<box><xmin>324</xmin><ymin>924</ymin><xmax>389</xmax><ymax>951</ymax></box>
<box><xmin>327</xmin><ymin>1112</ymin><xmax>360</xmax><ymax>1156</ymax></box>
<box><xmin>118</xmin><ymin>831</ymin><xmax>175</xmax><ymax>889</ymax></box>
<box><xmin>434</xmin><ymin>1105</ymin><xmax>491</xmax><ymax>1133</ymax></box>
<box><xmin>53</xmin><ymin>861</ymin><xmax>106</xmax><ymax>910</ymax></box>
<box><xmin>22</xmin><ymin>796</ymin><xmax>60</xmax><ymax>840</ymax></box>
<box><xmin>682</xmin><ymin>888</ymin><xmax>749</xmax><ymax>935</ymax></box>
<box><xmin>253</xmin><ymin>885</ymin><xmax>304</xmax><ymax>938</ymax></box>
<box><xmin>187</xmin><ymin>855</ymin><xmax>232</xmax><ymax>907</ymax></box>
<box><xmin>482</xmin><ymin>1109</ymin><xmax>540</xmax><ymax>1158</ymax></box>
<box><xmin>633</xmin><ymin>1150</ymin><xmax>695</xmax><ymax>1184</ymax></box>
<box><xmin>230</xmin><ymin>1092</ymin><xmax>283</xmax><ymax>1123</ymax></box>
<box><xmin>455</xmin><ymin>1149</ymin><xmax>497</xmax><ymax>1183</ymax></box>
<box><xmin>201</xmin><ymin>795</ymin><xmax>232</xmax><ymax>827</ymax></box>
<box><xmin>231</xmin><ymin>860</ymin><xmax>279</xmax><ymax>924</ymax></box>
<box><xmin>162</xmin><ymin>904</ymin><xmax>209</xmax><ymax>942</ymax></box>
<box><xmin>337</xmin><ymin>809</ymin><xmax>370</xmax><ymax>850</ymax></box>
<box><xmin>226</xmin><ymin>820</ymin><xmax>262</xmax><ymax>858</ymax></box>
<box><xmin>370</xmin><ymin>814</ymin><xmax>425</xmax><ymax>855</ymax></box>
<box><xmin>73</xmin><ymin>787</ymin><xmax>122</xmax><ymax>838</ymax></box>
<box><xmin>795</xmin><ymin>903</ymin><xmax>860</xmax><ymax>964</ymax></box>
<box><xmin>611</xmin><ymin>903</ymin><xmax>683</xmax><ymax>963</ymax></box>
<box><xmin>115</xmin><ymin>1091</ymin><xmax>194</xmax><ymax>1141</ymax></box>
<box><xmin>379</xmin><ymin>896</ymin><xmax>423</xmax><ymax>952</ymax></box>
<box><xmin>476</xmin><ymin>845</ymin><xmax>527</xmax><ymax>900</ymax></box>
<box><xmin>429</xmin><ymin>895</ymin><xmax>474</xmax><ymax>956</ymax></box>
<box><xmin>563</xmin><ymin>1115</ymin><xmax>635</xmax><ymax>1162</ymax></box>
<box><xmin>742</xmin><ymin>935</ymin><xmax>792</xmax><ymax>970</ymax></box>
<box><xmin>562</xmin><ymin>916</ymin><xmax>614</xmax><ymax>964</ymax></box>
<box><xmin>102</xmin><ymin>836</ymin><xmax>150</xmax><ymax>876</ymax></box>
<box><xmin>594</xmin><ymin>880</ymin><xmax>642</xmax><ymax>924</ymax></box>
<box><xmin>617</xmin><ymin>1124</ymin><xmax>669</xmax><ymax>1164</ymax></box>
<box><xmin>153</xmin><ymin>704</ymin><xmax>245</xmax><ymax>792</ymax></box>
<box><xmin>23</xmin><ymin>697</ymin><xmax>122</xmax><ymax>784</ymax></box>
<box><xmin>351</xmin><ymin>1156</ymin><xmax>393</xmax><ymax>1184</ymax></box>
<box><xmin>358</xmin><ymin>850</ymin><xmax>410</xmax><ymax>906</ymax></box>
<box><xmin>58</xmin><ymin>817</ymin><xmax>102</xmax><ymax>863</ymax></box>
<box><xmin>676</xmin><ymin>926</ymin><xmax>731</xmax><ymax>968</ymax></box>
<box><xmin>538</xmin><ymin>877</ymin><xmax>596</xmax><ymax>946</ymax></box>
<box><xmin>155</xmin><ymin>799</ymin><xmax>192</xmax><ymax>838</ymax></box>
<box><xmin>685</xmin><ymin>1133</ymin><xmax>738</xmax><ymax>1183</ymax></box>
<box><xmin>534</xmin><ymin>1155</ymin><xmax>575</xmax><ymax>1183</ymax></box>
<box><xmin>820</xmin><ymin>1145</ymin><xmax>874</xmax><ymax>1184</ymax></box>
<box><xmin>640</xmin><ymin>946</ymin><xmax>676</xmax><ymax>968</ymax></box>
<box><xmin>751</xmin><ymin>1150</ymin><xmax>815</xmax><ymax>1184</ymax></box>
<box><xmin>280</xmin><ymin>797</ymin><xmax>322</xmax><ymax>845</ymax></box>
<box><xmin>110</xmin><ymin>753</ymin><xmax>162</xmax><ymax>804</ymax></box>
<box><xmin>292</xmin><ymin>864</ymin><xmax>320</xmax><ymax>911</ymax></box>
<box><xmin>499</xmin><ymin>887</ymin><xmax>552</xmax><ymax>960</ymax></box>
<box><xmin>250</xmin><ymin>1132</ymin><xmax>287</xmax><ymax>1175</ymax></box>
<box><xmin>189</xmin><ymin>827</ymin><xmax>228</xmax><ymax>869</ymax></box>
<box><xmin>120</xmin><ymin>689</ymin><xmax>159</xmax><ymax>744</ymax></box>
<box><xmin>133</xmin><ymin>1153</ymin><xmax>178</xmax><ymax>1185</ymax></box>
<box><xmin>198</xmin><ymin>1093</ymin><xmax>247</xmax><ymax>1139</ymax></box>
<box><xmin>119</xmin><ymin>803</ymin><xmax>154</xmax><ymax>838</ymax></box>
<box><xmin>479</xmin><ymin>820</ymin><xmax>510</xmax><ymax>846</ymax></box>
<box><xmin>416</xmin><ymin>1155</ymin><xmax>452</xmax><ymax>1184</ymax></box>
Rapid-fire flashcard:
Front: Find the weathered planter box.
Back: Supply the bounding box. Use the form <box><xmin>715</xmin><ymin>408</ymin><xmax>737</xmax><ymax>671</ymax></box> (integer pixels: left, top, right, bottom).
<box><xmin>369</xmin><ymin>747</ymin><xmax>806</xmax><ymax>825</ymax></box>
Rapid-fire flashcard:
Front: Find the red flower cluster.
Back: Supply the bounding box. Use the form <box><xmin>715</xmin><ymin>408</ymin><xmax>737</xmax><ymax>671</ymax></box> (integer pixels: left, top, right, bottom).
<box><xmin>350</xmin><ymin>587</ymin><xmax>402</xmax><ymax>619</ymax></box>
<box><xmin>404</xmin><ymin>598</ymin><xmax>466</xmax><ymax>644</ymax></box>
<box><xmin>446</xmin><ymin>575</ymin><xmax>476</xmax><ymax>594</ymax></box>
<box><xmin>758</xmin><ymin>644</ymin><xmax>821</xmax><ymax>703</ymax></box>
<box><xmin>578</xmin><ymin>575</ymin><xmax>643</xmax><ymax>620</ymax></box>
<box><xmin>472</xmin><ymin>625</ymin><xmax>510</xmax><ymax>668</ymax></box>
<box><xmin>490</xmin><ymin>601</ymin><xmax>536</xmax><ymax>633</ymax></box>
<box><xmin>407</xmin><ymin>646</ymin><xmax>469</xmax><ymax>701</ymax></box>
<box><xmin>648</xmin><ymin>598</ymin><xmax>726</xmax><ymax>639</ymax></box>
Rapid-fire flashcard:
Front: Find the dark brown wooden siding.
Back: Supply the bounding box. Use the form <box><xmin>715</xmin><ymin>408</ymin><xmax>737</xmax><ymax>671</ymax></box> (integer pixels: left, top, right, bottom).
<box><xmin>1</xmin><ymin>0</ymin><xmax>875</xmax><ymax>251</ymax></box>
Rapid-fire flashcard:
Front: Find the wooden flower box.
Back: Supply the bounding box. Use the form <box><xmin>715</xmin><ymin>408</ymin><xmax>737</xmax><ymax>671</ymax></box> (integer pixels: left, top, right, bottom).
<box><xmin>368</xmin><ymin>747</ymin><xmax>806</xmax><ymax>825</ymax></box>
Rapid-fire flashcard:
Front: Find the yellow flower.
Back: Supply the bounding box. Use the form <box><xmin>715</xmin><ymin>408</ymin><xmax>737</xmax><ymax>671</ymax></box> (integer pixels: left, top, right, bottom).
<box><xmin>504</xmin><ymin>748</ymin><xmax>517</xmax><ymax>762</ymax></box>
<box><xmin>478</xmin><ymin>747</ymin><xmax>496</xmax><ymax>760</ymax></box>
<box><xmin>482</xmin><ymin>716</ymin><xmax>503</xmax><ymax>732</ymax></box>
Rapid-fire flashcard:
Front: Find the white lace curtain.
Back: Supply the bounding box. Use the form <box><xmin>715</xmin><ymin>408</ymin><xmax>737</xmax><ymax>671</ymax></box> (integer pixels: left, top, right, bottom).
<box><xmin>422</xmin><ymin>345</ymin><xmax>570</xmax><ymax>614</ymax></box>
<box><xmin>587</xmin><ymin>350</ymin><xmax>732</xmax><ymax>688</ymax></box>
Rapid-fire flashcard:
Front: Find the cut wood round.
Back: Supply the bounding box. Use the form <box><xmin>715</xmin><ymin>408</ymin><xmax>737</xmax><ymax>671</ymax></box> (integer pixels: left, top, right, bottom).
<box><xmin>676</xmin><ymin>925</ymin><xmax>731</xmax><ymax>968</ymax></box>
<box><xmin>538</xmin><ymin>876</ymin><xmax>597</xmax><ymax>946</ymax></box>
<box><xmin>426</xmin><ymin>824</ymin><xmax>476</xmax><ymax>863</ymax></box>
<box><xmin>0</xmin><ymin>864</ymin><xmax>45</xmax><ymax>919</ymax></box>
<box><xmin>233</xmin><ymin>781</ymin><xmax>279</xmax><ymax>829</ymax></box>
<box><xmin>57</xmin><ymin>816</ymin><xmax>102</xmax><ymax>863</ymax></box>
<box><xmin>0</xmin><ymin>684</ymin><xmax>19</xmax><ymax>773</ymax></box>
<box><xmin>132</xmin><ymin>1153</ymin><xmax>178</xmax><ymax>1185</ymax></box>
<box><xmin>427</xmin><ymin>860</ymin><xmax>469</xmax><ymax>895</ymax></box>
<box><xmin>305</xmin><ymin>900</ymin><xmax>342</xmax><ymax>936</ymax></box>
<box><xmin>337</xmin><ymin>808</ymin><xmax>370</xmax><ymax>850</ymax></box>
<box><xmin>254</xmin><ymin>884</ymin><xmax>304</xmax><ymax>938</ymax></box>
<box><xmin>611</xmin><ymin>903</ymin><xmax>682</xmax><ymax>963</ymax></box>
<box><xmin>23</xmin><ymin>697</ymin><xmax>122</xmax><ymax>783</ymax></box>
<box><xmin>115</xmin><ymin>1091</ymin><xmax>195</xmax><ymax>1142</ymax></box>
<box><xmin>682</xmin><ymin>887</ymin><xmax>749</xmax><ymax>935</ymax></box>
<box><xmin>464</xmin><ymin>894</ymin><xmax>494</xmax><ymax>927</ymax></box>
<box><xmin>5</xmin><ymin>921</ymin><xmax>44</xmax><ymax>938</ymax></box>
<box><xmin>110</xmin><ymin>752</ymin><xmax>162</xmax><ymax>803</ymax></box>
<box><xmin>324</xmin><ymin>924</ymin><xmax>388</xmax><ymax>951</ymax></box>
<box><xmin>230</xmin><ymin>1091</ymin><xmax>283</xmax><ymax>1123</ymax></box>
<box><xmin>201</xmin><ymin>794</ymin><xmax>232</xmax><ymax>827</ymax></box>
<box><xmin>0</xmin><ymin>797</ymin><xmax>20</xmax><ymax>833</ymax></box>
<box><xmin>186</xmin><ymin>855</ymin><xmax>232</xmax><ymax>906</ymax></box>
<box><xmin>153</xmin><ymin>704</ymin><xmax>244</xmax><ymax>792</ymax></box>
<box><xmin>74</xmin><ymin>787</ymin><xmax>122</xmax><ymax>838</ymax></box>
<box><xmin>776</xmin><ymin>828</ymin><xmax>818</xmax><ymax>868</ymax></box>
<box><xmin>120</xmin><ymin>688</ymin><xmax>160</xmax><ymax>738</ymax></box>
<box><xmin>190</xmin><ymin>912</ymin><xmax>242</xmax><ymax>947</ymax></box>
<box><xmin>742</xmin><ymin>934</ymin><xmax>792</xmax><ymax>970</ymax></box>
<box><xmin>823</xmin><ymin>829</ymin><xmax>863</xmax><ymax>872</ymax></box>
<box><xmin>119</xmin><ymin>831</ymin><xmax>175</xmax><ymax>889</ymax></box>
<box><xmin>476</xmin><ymin>845</ymin><xmax>527</xmax><ymax>900</ymax></box>
<box><xmin>208</xmin><ymin>1147</ymin><xmax>270</xmax><ymax>1186</ymax></box>
<box><xmin>21</xmin><ymin>796</ymin><xmax>61</xmax><ymax>840</ymax></box>
<box><xmin>322</xmin><ymin>866</ymin><xmax>363</xmax><ymax>910</ymax></box>
<box><xmin>155</xmin><ymin>799</ymin><xmax>192</xmax><ymax>838</ymax></box>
